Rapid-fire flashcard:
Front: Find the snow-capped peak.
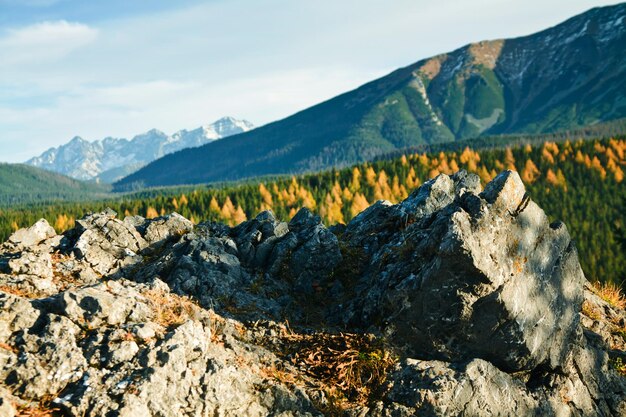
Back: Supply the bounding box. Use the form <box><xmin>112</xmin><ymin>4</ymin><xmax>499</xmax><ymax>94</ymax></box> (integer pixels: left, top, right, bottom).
<box><xmin>25</xmin><ymin>116</ymin><xmax>254</xmax><ymax>182</ymax></box>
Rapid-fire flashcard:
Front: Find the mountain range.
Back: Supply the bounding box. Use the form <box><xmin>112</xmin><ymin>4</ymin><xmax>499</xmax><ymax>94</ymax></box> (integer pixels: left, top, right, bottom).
<box><xmin>115</xmin><ymin>3</ymin><xmax>626</xmax><ymax>190</ymax></box>
<box><xmin>26</xmin><ymin>117</ymin><xmax>254</xmax><ymax>182</ymax></box>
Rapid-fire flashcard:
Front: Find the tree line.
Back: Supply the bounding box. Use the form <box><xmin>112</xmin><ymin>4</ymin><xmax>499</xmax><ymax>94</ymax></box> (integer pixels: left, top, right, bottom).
<box><xmin>1</xmin><ymin>138</ymin><xmax>624</xmax><ymax>286</ymax></box>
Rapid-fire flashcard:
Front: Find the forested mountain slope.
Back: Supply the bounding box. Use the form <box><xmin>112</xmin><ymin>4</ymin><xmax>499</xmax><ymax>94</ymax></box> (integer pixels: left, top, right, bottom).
<box><xmin>0</xmin><ymin>163</ymin><xmax>110</xmax><ymax>207</ymax></box>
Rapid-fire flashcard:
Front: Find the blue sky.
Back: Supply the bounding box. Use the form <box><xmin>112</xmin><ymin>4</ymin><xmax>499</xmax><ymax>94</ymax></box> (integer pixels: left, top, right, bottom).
<box><xmin>0</xmin><ymin>0</ymin><xmax>622</xmax><ymax>162</ymax></box>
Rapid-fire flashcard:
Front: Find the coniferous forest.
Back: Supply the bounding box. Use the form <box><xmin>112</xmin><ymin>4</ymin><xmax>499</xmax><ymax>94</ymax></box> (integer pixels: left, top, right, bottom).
<box><xmin>1</xmin><ymin>138</ymin><xmax>624</xmax><ymax>287</ymax></box>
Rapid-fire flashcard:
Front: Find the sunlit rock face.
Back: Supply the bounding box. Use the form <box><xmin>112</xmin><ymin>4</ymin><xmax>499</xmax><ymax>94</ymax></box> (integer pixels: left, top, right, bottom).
<box><xmin>0</xmin><ymin>170</ymin><xmax>624</xmax><ymax>417</ymax></box>
<box><xmin>340</xmin><ymin>170</ymin><xmax>585</xmax><ymax>372</ymax></box>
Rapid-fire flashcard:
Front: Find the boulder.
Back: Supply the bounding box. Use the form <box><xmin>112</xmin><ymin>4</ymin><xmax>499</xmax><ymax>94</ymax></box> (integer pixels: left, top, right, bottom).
<box><xmin>136</xmin><ymin>212</ymin><xmax>194</xmax><ymax>247</ymax></box>
<box><xmin>267</xmin><ymin>208</ymin><xmax>342</xmax><ymax>295</ymax></box>
<box><xmin>343</xmin><ymin>171</ymin><xmax>585</xmax><ymax>372</ymax></box>
<box><xmin>6</xmin><ymin>219</ymin><xmax>56</xmax><ymax>251</ymax></box>
<box><xmin>70</xmin><ymin>209</ymin><xmax>147</xmax><ymax>275</ymax></box>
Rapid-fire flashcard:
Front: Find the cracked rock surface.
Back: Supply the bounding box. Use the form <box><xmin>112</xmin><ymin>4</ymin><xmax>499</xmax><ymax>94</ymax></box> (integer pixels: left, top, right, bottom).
<box><xmin>0</xmin><ymin>170</ymin><xmax>624</xmax><ymax>416</ymax></box>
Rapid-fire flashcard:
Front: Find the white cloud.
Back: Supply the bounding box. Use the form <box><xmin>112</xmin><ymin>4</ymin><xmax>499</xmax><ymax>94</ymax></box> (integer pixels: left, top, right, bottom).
<box><xmin>0</xmin><ymin>20</ymin><xmax>98</xmax><ymax>66</ymax></box>
<box><xmin>0</xmin><ymin>66</ymin><xmax>381</xmax><ymax>162</ymax></box>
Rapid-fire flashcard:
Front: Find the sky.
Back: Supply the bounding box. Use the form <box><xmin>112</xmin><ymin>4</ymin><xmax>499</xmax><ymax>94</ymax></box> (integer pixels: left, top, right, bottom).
<box><xmin>0</xmin><ymin>0</ymin><xmax>622</xmax><ymax>162</ymax></box>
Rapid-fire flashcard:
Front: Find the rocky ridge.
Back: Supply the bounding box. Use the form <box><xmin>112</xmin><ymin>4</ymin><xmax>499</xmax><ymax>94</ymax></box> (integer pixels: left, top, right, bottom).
<box><xmin>0</xmin><ymin>170</ymin><xmax>624</xmax><ymax>416</ymax></box>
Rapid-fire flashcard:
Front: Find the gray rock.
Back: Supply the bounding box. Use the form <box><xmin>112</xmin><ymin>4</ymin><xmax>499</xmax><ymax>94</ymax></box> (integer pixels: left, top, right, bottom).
<box><xmin>139</xmin><ymin>212</ymin><xmax>194</xmax><ymax>246</ymax></box>
<box><xmin>344</xmin><ymin>171</ymin><xmax>584</xmax><ymax>373</ymax></box>
<box><xmin>57</xmin><ymin>280</ymin><xmax>154</xmax><ymax>328</ymax></box>
<box><xmin>6</xmin><ymin>219</ymin><xmax>56</xmax><ymax>251</ymax></box>
<box><xmin>0</xmin><ymin>387</ymin><xmax>16</xmax><ymax>417</ymax></box>
<box><xmin>71</xmin><ymin>209</ymin><xmax>147</xmax><ymax>275</ymax></box>
<box><xmin>8</xmin><ymin>252</ymin><xmax>53</xmax><ymax>279</ymax></box>
<box><xmin>268</xmin><ymin>208</ymin><xmax>342</xmax><ymax>295</ymax></box>
<box><xmin>379</xmin><ymin>358</ymin><xmax>539</xmax><ymax>416</ymax></box>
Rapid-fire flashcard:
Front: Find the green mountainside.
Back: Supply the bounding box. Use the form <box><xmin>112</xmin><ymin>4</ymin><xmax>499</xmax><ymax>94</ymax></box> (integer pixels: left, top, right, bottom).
<box><xmin>116</xmin><ymin>3</ymin><xmax>626</xmax><ymax>189</ymax></box>
<box><xmin>0</xmin><ymin>163</ymin><xmax>110</xmax><ymax>207</ymax></box>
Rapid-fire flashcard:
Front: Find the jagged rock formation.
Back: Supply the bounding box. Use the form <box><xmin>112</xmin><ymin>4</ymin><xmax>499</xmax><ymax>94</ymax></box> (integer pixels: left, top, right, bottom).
<box><xmin>0</xmin><ymin>170</ymin><xmax>624</xmax><ymax>416</ymax></box>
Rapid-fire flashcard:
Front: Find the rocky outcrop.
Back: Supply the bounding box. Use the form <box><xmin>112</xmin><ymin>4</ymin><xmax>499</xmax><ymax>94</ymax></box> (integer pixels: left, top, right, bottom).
<box><xmin>0</xmin><ymin>170</ymin><xmax>624</xmax><ymax>416</ymax></box>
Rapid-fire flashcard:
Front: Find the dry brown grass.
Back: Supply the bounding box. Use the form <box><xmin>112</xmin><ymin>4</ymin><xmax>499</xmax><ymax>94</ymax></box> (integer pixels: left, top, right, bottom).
<box><xmin>141</xmin><ymin>288</ymin><xmax>197</xmax><ymax>328</ymax></box>
<box><xmin>50</xmin><ymin>252</ymin><xmax>77</xmax><ymax>291</ymax></box>
<box><xmin>592</xmin><ymin>281</ymin><xmax>626</xmax><ymax>310</ymax></box>
<box><xmin>581</xmin><ymin>300</ymin><xmax>602</xmax><ymax>320</ymax></box>
<box><xmin>278</xmin><ymin>331</ymin><xmax>397</xmax><ymax>411</ymax></box>
<box><xmin>15</xmin><ymin>397</ymin><xmax>61</xmax><ymax>417</ymax></box>
<box><xmin>15</xmin><ymin>406</ymin><xmax>60</xmax><ymax>417</ymax></box>
<box><xmin>0</xmin><ymin>342</ymin><xmax>17</xmax><ymax>353</ymax></box>
<box><xmin>0</xmin><ymin>285</ymin><xmax>41</xmax><ymax>299</ymax></box>
<box><xmin>260</xmin><ymin>364</ymin><xmax>299</xmax><ymax>385</ymax></box>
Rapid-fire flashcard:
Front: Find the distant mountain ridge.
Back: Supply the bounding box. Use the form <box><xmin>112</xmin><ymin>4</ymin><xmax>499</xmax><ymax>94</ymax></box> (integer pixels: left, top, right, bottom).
<box><xmin>27</xmin><ymin>117</ymin><xmax>254</xmax><ymax>182</ymax></box>
<box><xmin>116</xmin><ymin>3</ymin><xmax>626</xmax><ymax>190</ymax></box>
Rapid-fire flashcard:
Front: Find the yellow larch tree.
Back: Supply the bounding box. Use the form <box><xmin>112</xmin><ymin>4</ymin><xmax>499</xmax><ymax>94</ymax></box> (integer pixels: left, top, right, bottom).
<box><xmin>521</xmin><ymin>159</ymin><xmax>540</xmax><ymax>184</ymax></box>
<box><xmin>297</xmin><ymin>187</ymin><xmax>317</xmax><ymax>210</ymax></box>
<box><xmin>391</xmin><ymin>175</ymin><xmax>407</xmax><ymax>201</ymax></box>
<box><xmin>54</xmin><ymin>214</ymin><xmax>74</xmax><ymax>232</ymax></box>
<box><xmin>449</xmin><ymin>158</ymin><xmax>460</xmax><ymax>173</ymax></box>
<box><xmin>209</xmin><ymin>196</ymin><xmax>220</xmax><ymax>215</ymax></box>
<box><xmin>233</xmin><ymin>205</ymin><xmax>247</xmax><ymax>225</ymax></box>
<box><xmin>460</xmin><ymin>147</ymin><xmax>480</xmax><ymax>172</ymax></box>
<box><xmin>342</xmin><ymin>186</ymin><xmax>354</xmax><ymax>202</ymax></box>
<box><xmin>350</xmin><ymin>193</ymin><xmax>369</xmax><ymax>217</ymax></box>
<box><xmin>575</xmin><ymin>150</ymin><xmax>585</xmax><ymax>164</ymax></box>
<box><xmin>220</xmin><ymin>197</ymin><xmax>236</xmax><ymax>223</ymax></box>
<box><xmin>259</xmin><ymin>183</ymin><xmax>273</xmax><ymax>211</ymax></box>
<box><xmin>374</xmin><ymin>170</ymin><xmax>392</xmax><ymax>201</ymax></box>
<box><xmin>504</xmin><ymin>148</ymin><xmax>516</xmax><ymax>171</ymax></box>
<box><xmin>365</xmin><ymin>166</ymin><xmax>377</xmax><ymax>187</ymax></box>
<box><xmin>406</xmin><ymin>166</ymin><xmax>417</xmax><ymax>190</ymax></box>
<box><xmin>350</xmin><ymin>167</ymin><xmax>362</xmax><ymax>191</ymax></box>
<box><xmin>590</xmin><ymin>156</ymin><xmax>607</xmax><ymax>179</ymax></box>
<box><xmin>320</xmin><ymin>192</ymin><xmax>344</xmax><ymax>225</ymax></box>
<box><xmin>146</xmin><ymin>207</ymin><xmax>159</xmax><ymax>219</ymax></box>
<box><xmin>541</xmin><ymin>147</ymin><xmax>555</xmax><ymax>164</ymax></box>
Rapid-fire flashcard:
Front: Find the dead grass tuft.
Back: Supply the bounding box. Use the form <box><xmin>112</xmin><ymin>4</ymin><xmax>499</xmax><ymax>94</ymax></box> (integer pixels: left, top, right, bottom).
<box><xmin>592</xmin><ymin>281</ymin><xmax>626</xmax><ymax>310</ymax></box>
<box><xmin>50</xmin><ymin>252</ymin><xmax>77</xmax><ymax>291</ymax></box>
<box><xmin>0</xmin><ymin>285</ymin><xmax>42</xmax><ymax>299</ymax></box>
<box><xmin>141</xmin><ymin>288</ymin><xmax>197</xmax><ymax>328</ymax></box>
<box><xmin>0</xmin><ymin>342</ymin><xmax>17</xmax><ymax>353</ymax></box>
<box><xmin>581</xmin><ymin>300</ymin><xmax>602</xmax><ymax>320</ymax></box>
<box><xmin>260</xmin><ymin>364</ymin><xmax>299</xmax><ymax>385</ymax></box>
<box><xmin>279</xmin><ymin>331</ymin><xmax>397</xmax><ymax>411</ymax></box>
<box><xmin>15</xmin><ymin>398</ymin><xmax>61</xmax><ymax>417</ymax></box>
